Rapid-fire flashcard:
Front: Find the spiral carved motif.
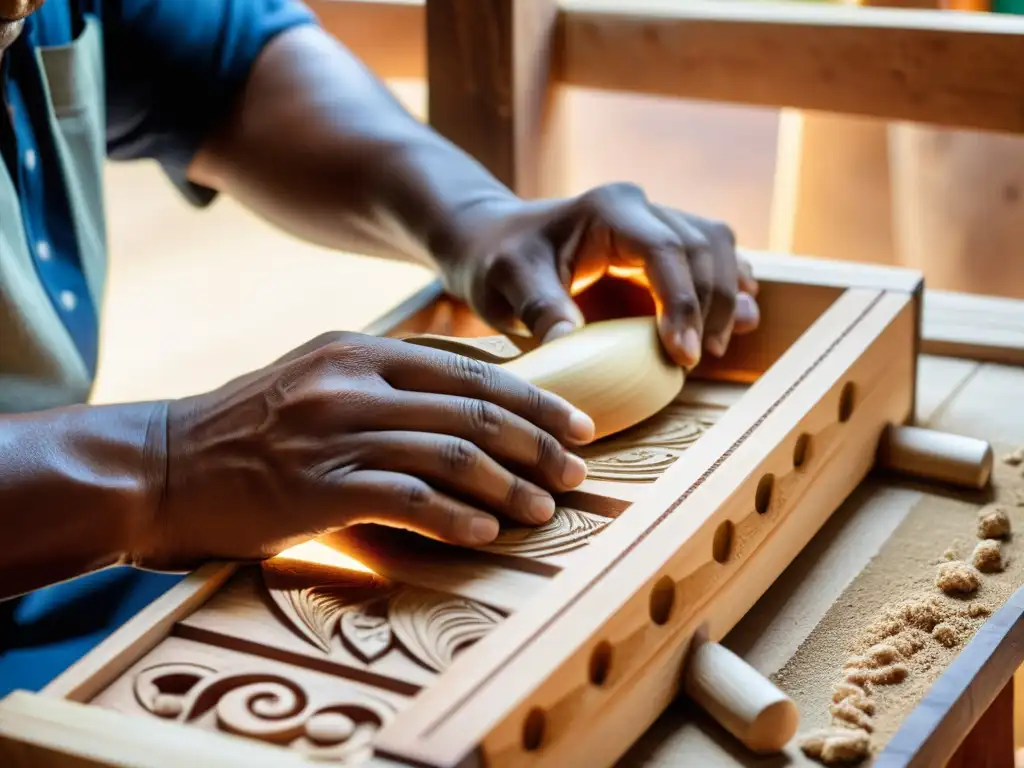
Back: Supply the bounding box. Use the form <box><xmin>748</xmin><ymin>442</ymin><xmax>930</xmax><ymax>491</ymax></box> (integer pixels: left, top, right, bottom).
<box><xmin>134</xmin><ymin>663</ymin><xmax>394</xmax><ymax>763</ymax></box>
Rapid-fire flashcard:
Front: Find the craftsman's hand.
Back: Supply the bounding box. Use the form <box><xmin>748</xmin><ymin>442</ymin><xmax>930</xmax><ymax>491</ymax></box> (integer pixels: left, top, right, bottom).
<box><xmin>444</xmin><ymin>184</ymin><xmax>760</xmax><ymax>369</ymax></box>
<box><xmin>131</xmin><ymin>333</ymin><xmax>595</xmax><ymax>571</ymax></box>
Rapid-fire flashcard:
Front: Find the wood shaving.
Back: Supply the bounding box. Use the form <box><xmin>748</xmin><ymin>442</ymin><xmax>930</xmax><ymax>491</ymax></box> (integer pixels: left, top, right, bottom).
<box><xmin>978</xmin><ymin>504</ymin><xmax>1012</xmax><ymax>539</ymax></box>
<box><xmin>800</xmin><ymin>729</ymin><xmax>871</xmax><ymax>764</ymax></box>
<box><xmin>973</xmin><ymin>539</ymin><xmax>1005</xmax><ymax>573</ymax></box>
<box><xmin>935</xmin><ymin>561</ymin><xmax>981</xmax><ymax>595</ymax></box>
<box><xmin>1002</xmin><ymin>447</ymin><xmax>1024</xmax><ymax>466</ymax></box>
<box><xmin>779</xmin><ymin>449</ymin><xmax>1024</xmax><ymax>764</ymax></box>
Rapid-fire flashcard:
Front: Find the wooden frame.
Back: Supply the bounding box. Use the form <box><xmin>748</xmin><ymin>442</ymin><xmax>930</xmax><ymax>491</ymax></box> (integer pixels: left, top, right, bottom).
<box><xmin>0</xmin><ymin>255</ymin><xmax>923</xmax><ymax>767</ymax></box>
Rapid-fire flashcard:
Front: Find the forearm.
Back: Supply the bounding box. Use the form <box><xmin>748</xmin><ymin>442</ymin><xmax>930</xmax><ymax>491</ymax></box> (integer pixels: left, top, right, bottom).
<box><xmin>188</xmin><ymin>23</ymin><xmax>518</xmax><ymax>273</ymax></box>
<box><xmin>0</xmin><ymin>403</ymin><xmax>162</xmax><ymax>600</ymax></box>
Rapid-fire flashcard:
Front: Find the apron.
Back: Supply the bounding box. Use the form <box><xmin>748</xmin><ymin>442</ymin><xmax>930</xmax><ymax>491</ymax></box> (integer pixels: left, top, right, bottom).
<box><xmin>0</xmin><ymin>13</ymin><xmax>107</xmax><ymax>413</ymax></box>
<box><xmin>0</xmin><ymin>13</ymin><xmax>181</xmax><ymax>694</ymax></box>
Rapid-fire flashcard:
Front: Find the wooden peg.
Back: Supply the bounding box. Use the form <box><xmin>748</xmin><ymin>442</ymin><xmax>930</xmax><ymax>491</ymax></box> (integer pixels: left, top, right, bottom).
<box><xmin>877</xmin><ymin>424</ymin><xmax>994</xmax><ymax>490</ymax></box>
<box><xmin>683</xmin><ymin>639</ymin><xmax>799</xmax><ymax>755</ymax></box>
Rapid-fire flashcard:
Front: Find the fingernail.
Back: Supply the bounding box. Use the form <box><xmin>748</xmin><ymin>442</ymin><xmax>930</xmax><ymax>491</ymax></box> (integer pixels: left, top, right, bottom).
<box><xmin>736</xmin><ymin>292</ymin><xmax>760</xmax><ymax>329</ymax></box>
<box><xmin>706</xmin><ymin>319</ymin><xmax>734</xmax><ymax>359</ymax></box>
<box><xmin>568</xmin><ymin>410</ymin><xmax>596</xmax><ymax>443</ymax></box>
<box><xmin>529</xmin><ymin>493</ymin><xmax>556</xmax><ymax>523</ymax></box>
<box><xmin>542</xmin><ymin>319</ymin><xmax>579</xmax><ymax>345</ymax></box>
<box><xmin>468</xmin><ymin>516</ymin><xmax>500</xmax><ymax>544</ymax></box>
<box><xmin>679</xmin><ymin>328</ymin><xmax>702</xmax><ymax>367</ymax></box>
<box><xmin>562</xmin><ymin>453</ymin><xmax>588</xmax><ymax>488</ymax></box>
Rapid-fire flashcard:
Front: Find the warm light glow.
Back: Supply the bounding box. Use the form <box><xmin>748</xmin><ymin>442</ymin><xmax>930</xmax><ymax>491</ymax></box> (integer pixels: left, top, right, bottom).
<box><xmin>274</xmin><ymin>540</ymin><xmax>374</xmax><ymax>574</ymax></box>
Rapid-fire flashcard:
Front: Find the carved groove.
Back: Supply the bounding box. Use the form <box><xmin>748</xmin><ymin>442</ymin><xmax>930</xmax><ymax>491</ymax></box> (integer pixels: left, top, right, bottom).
<box><xmin>482</xmin><ymin>507</ymin><xmax>610</xmax><ymax>558</ymax></box>
<box><xmin>134</xmin><ymin>662</ymin><xmax>394</xmax><ymax>763</ymax></box>
<box><xmin>580</xmin><ymin>403</ymin><xmax>721</xmax><ymax>482</ymax></box>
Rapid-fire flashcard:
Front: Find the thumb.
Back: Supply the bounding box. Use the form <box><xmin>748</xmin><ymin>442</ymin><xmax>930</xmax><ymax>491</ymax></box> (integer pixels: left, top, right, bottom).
<box><xmin>497</xmin><ymin>244</ymin><xmax>586</xmax><ymax>345</ymax></box>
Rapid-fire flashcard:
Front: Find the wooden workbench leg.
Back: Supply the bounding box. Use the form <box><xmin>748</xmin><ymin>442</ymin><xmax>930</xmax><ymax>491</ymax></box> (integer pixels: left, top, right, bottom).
<box><xmin>946</xmin><ymin>676</ymin><xmax>1015</xmax><ymax>768</ymax></box>
<box><xmin>426</xmin><ymin>0</ymin><xmax>563</xmax><ymax>199</ymax></box>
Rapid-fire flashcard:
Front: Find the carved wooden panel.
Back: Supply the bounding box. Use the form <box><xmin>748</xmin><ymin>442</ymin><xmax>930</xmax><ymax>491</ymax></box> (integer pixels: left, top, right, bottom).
<box><xmin>92</xmin><ymin>637</ymin><xmax>409</xmax><ymax>766</ymax></box>
<box><xmin>579</xmin><ymin>402</ymin><xmax>723</xmax><ymax>482</ymax></box>
<box><xmin>262</xmin><ymin>559</ymin><xmax>505</xmax><ymax>674</ymax></box>
<box><xmin>483</xmin><ymin>507</ymin><xmax>611</xmax><ymax>559</ymax></box>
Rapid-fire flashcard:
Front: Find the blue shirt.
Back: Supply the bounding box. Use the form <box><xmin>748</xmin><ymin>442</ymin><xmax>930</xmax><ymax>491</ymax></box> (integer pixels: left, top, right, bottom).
<box><xmin>1</xmin><ymin>0</ymin><xmax>316</xmax><ymax>379</ymax></box>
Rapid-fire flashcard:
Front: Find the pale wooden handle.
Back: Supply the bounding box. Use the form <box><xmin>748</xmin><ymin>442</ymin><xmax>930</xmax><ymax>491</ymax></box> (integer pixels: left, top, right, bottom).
<box><xmin>683</xmin><ymin>640</ymin><xmax>799</xmax><ymax>755</ymax></box>
<box><xmin>877</xmin><ymin>425</ymin><xmax>993</xmax><ymax>490</ymax></box>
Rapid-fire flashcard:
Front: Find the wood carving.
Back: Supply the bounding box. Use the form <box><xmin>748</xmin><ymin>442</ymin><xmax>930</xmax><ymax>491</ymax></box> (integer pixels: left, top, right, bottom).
<box><xmin>404</xmin><ymin>317</ymin><xmax>685</xmax><ymax>440</ymax></box>
<box><xmin>132</xmin><ymin>661</ymin><xmax>394</xmax><ymax>763</ymax></box>
<box><xmin>262</xmin><ymin>560</ymin><xmax>504</xmax><ymax>672</ymax></box>
<box><xmin>580</xmin><ymin>403</ymin><xmax>722</xmax><ymax>482</ymax></box>
<box><xmin>482</xmin><ymin>506</ymin><xmax>610</xmax><ymax>558</ymax></box>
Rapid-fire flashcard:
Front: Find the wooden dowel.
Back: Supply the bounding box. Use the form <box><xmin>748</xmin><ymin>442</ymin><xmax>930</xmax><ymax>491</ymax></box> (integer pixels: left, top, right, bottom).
<box><xmin>877</xmin><ymin>425</ymin><xmax>994</xmax><ymax>490</ymax></box>
<box><xmin>683</xmin><ymin>639</ymin><xmax>799</xmax><ymax>755</ymax></box>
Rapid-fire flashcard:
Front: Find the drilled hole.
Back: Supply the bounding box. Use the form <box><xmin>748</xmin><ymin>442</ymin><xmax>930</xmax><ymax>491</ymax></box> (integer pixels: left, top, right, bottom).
<box><xmin>755</xmin><ymin>474</ymin><xmax>775</xmax><ymax>515</ymax></box>
<box><xmin>793</xmin><ymin>433</ymin><xmax>811</xmax><ymax>469</ymax></box>
<box><xmin>589</xmin><ymin>641</ymin><xmax>613</xmax><ymax>687</ymax></box>
<box><xmin>649</xmin><ymin>575</ymin><xmax>676</xmax><ymax>625</ymax></box>
<box><xmin>522</xmin><ymin>708</ymin><xmax>546</xmax><ymax>751</ymax></box>
<box><xmin>838</xmin><ymin>382</ymin><xmax>856</xmax><ymax>423</ymax></box>
<box><xmin>712</xmin><ymin>520</ymin><xmax>734</xmax><ymax>563</ymax></box>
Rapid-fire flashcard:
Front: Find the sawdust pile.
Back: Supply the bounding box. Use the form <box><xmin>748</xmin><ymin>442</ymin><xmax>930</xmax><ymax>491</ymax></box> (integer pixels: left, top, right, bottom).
<box><xmin>781</xmin><ymin>444</ymin><xmax>1024</xmax><ymax>765</ymax></box>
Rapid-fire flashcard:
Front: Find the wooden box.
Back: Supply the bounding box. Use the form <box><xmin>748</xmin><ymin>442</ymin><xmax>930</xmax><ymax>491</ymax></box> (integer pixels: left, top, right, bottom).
<box><xmin>0</xmin><ymin>253</ymin><xmax>924</xmax><ymax>768</ymax></box>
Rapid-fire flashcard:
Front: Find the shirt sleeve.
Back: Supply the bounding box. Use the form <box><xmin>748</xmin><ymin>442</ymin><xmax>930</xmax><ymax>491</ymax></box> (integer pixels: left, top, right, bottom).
<box><xmin>102</xmin><ymin>0</ymin><xmax>318</xmax><ymax>206</ymax></box>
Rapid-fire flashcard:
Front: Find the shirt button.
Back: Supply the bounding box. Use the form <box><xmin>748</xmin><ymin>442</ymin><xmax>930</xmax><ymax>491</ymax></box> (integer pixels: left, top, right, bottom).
<box><xmin>36</xmin><ymin>241</ymin><xmax>51</xmax><ymax>261</ymax></box>
<box><xmin>24</xmin><ymin>149</ymin><xmax>36</xmax><ymax>172</ymax></box>
<box><xmin>59</xmin><ymin>290</ymin><xmax>77</xmax><ymax>312</ymax></box>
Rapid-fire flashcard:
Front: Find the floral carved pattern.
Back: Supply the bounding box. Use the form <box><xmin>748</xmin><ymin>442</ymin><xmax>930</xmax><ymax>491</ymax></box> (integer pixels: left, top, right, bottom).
<box><xmin>133</xmin><ymin>662</ymin><xmax>395</xmax><ymax>763</ymax></box>
<box><xmin>481</xmin><ymin>506</ymin><xmax>610</xmax><ymax>558</ymax></box>
<box><xmin>262</xmin><ymin>561</ymin><xmax>504</xmax><ymax>672</ymax></box>
<box><xmin>579</xmin><ymin>403</ymin><xmax>721</xmax><ymax>482</ymax></box>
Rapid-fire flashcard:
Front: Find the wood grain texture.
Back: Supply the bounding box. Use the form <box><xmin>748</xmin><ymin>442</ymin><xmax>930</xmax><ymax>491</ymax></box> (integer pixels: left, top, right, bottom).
<box><xmin>922</xmin><ymin>290</ymin><xmax>1024</xmax><ymax>367</ymax></box>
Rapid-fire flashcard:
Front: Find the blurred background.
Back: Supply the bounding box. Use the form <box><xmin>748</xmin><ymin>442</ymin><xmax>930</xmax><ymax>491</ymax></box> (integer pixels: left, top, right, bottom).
<box><xmin>93</xmin><ymin>0</ymin><xmax>1024</xmax><ymax>404</ymax></box>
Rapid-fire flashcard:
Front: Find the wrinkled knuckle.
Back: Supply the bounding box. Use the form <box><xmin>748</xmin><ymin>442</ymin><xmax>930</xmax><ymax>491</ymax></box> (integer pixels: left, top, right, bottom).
<box><xmin>442</xmin><ymin>438</ymin><xmax>479</xmax><ymax>473</ymax></box>
<box><xmin>467</xmin><ymin>399</ymin><xmax>504</xmax><ymax>435</ymax></box>
<box><xmin>450</xmin><ymin>353</ymin><xmax>494</xmax><ymax>386</ymax></box>
<box><xmin>523</xmin><ymin>384</ymin><xmax>547</xmax><ymax>419</ymax></box>
<box><xmin>667</xmin><ymin>293</ymin><xmax>702</xmax><ymax>320</ymax></box>
<box><xmin>534</xmin><ymin>431</ymin><xmax>563</xmax><ymax>471</ymax></box>
<box><xmin>583</xmin><ymin>181</ymin><xmax>646</xmax><ymax>212</ymax></box>
<box><xmin>504</xmin><ymin>476</ymin><xmax>524</xmax><ymax>508</ymax></box>
<box><xmin>403</xmin><ymin>480</ymin><xmax>433</xmax><ymax>512</ymax></box>
<box><xmin>707</xmin><ymin>220</ymin><xmax>737</xmax><ymax>249</ymax></box>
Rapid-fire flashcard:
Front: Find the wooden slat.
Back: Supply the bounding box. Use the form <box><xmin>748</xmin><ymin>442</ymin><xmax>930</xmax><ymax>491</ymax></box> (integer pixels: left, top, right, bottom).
<box><xmin>558</xmin><ymin>0</ymin><xmax>1024</xmax><ymax>134</ymax></box>
<box><xmin>922</xmin><ymin>290</ymin><xmax>1024</xmax><ymax>367</ymax></box>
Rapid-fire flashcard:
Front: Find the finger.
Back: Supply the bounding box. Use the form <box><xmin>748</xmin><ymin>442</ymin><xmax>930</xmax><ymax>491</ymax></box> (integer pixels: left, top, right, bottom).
<box><xmin>373</xmin><ymin>337</ymin><xmax>596</xmax><ymax>445</ymax></box>
<box><xmin>734</xmin><ymin>291</ymin><xmax>760</xmax><ymax>335</ymax></box>
<box><xmin>331</xmin><ymin>469</ymin><xmax>500</xmax><ymax>547</ymax></box>
<box><xmin>342</xmin><ymin>431</ymin><xmax>556</xmax><ymax>525</ymax></box>
<box><xmin>738</xmin><ymin>257</ymin><xmax>759</xmax><ymax>297</ymax></box>
<box><xmin>488</xmin><ymin>238</ymin><xmax>586</xmax><ymax>345</ymax></box>
<box><xmin>351</xmin><ymin>390</ymin><xmax>589</xmax><ymax>493</ymax></box>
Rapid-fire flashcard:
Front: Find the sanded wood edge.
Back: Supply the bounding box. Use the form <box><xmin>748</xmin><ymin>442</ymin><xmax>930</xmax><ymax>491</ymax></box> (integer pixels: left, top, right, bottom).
<box><xmin>0</xmin><ymin>690</ymin><xmax>328</xmax><ymax>768</ymax></box>
<box><xmin>921</xmin><ymin>290</ymin><xmax>1024</xmax><ymax>367</ymax></box>
<box><xmin>370</xmin><ymin>288</ymin><xmax>914</xmax><ymax>764</ymax></box>
<box><xmin>40</xmin><ymin>563</ymin><xmax>237</xmax><ymax>702</ymax></box>
<box><xmin>875</xmin><ymin>585</ymin><xmax>1024</xmax><ymax>768</ymax></box>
